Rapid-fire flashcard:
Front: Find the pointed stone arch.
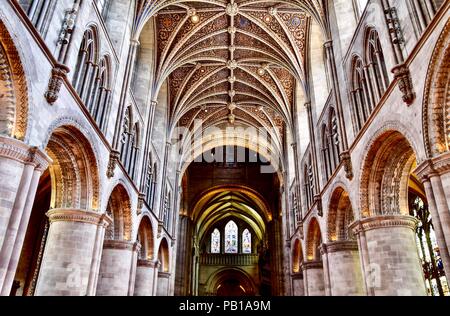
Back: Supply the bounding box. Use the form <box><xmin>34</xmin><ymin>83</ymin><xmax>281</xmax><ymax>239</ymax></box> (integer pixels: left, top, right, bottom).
<box><xmin>327</xmin><ymin>187</ymin><xmax>355</xmax><ymax>242</ymax></box>
<box><xmin>137</xmin><ymin>215</ymin><xmax>155</xmax><ymax>259</ymax></box>
<box><xmin>158</xmin><ymin>237</ymin><xmax>170</xmax><ymax>273</ymax></box>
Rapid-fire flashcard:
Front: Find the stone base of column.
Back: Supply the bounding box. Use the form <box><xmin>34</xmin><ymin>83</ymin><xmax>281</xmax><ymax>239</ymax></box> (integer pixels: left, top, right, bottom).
<box><xmin>156</xmin><ymin>272</ymin><xmax>170</xmax><ymax>296</ymax></box>
<box><xmin>96</xmin><ymin>240</ymin><xmax>140</xmax><ymax>296</ymax></box>
<box><xmin>302</xmin><ymin>261</ymin><xmax>325</xmax><ymax>296</ymax></box>
<box><xmin>134</xmin><ymin>259</ymin><xmax>156</xmax><ymax>296</ymax></box>
<box><xmin>350</xmin><ymin>215</ymin><xmax>426</xmax><ymax>296</ymax></box>
<box><xmin>291</xmin><ymin>273</ymin><xmax>305</xmax><ymax>296</ymax></box>
<box><xmin>34</xmin><ymin>209</ymin><xmax>109</xmax><ymax>296</ymax></box>
<box><xmin>322</xmin><ymin>241</ymin><xmax>365</xmax><ymax>296</ymax></box>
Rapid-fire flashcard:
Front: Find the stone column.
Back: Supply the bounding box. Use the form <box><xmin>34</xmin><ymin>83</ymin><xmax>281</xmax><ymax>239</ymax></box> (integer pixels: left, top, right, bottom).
<box><xmin>415</xmin><ymin>154</ymin><xmax>450</xmax><ymax>276</ymax></box>
<box><xmin>291</xmin><ymin>273</ymin><xmax>305</xmax><ymax>296</ymax></box>
<box><xmin>152</xmin><ymin>260</ymin><xmax>161</xmax><ymax>295</ymax></box>
<box><xmin>156</xmin><ymin>272</ymin><xmax>171</xmax><ymax>296</ymax></box>
<box><xmin>34</xmin><ymin>209</ymin><xmax>110</xmax><ymax>296</ymax></box>
<box><xmin>321</xmin><ymin>241</ymin><xmax>365</xmax><ymax>296</ymax></box>
<box><xmin>350</xmin><ymin>215</ymin><xmax>426</xmax><ymax>296</ymax></box>
<box><xmin>301</xmin><ymin>261</ymin><xmax>325</xmax><ymax>296</ymax></box>
<box><xmin>134</xmin><ymin>259</ymin><xmax>155</xmax><ymax>296</ymax></box>
<box><xmin>96</xmin><ymin>240</ymin><xmax>141</xmax><ymax>296</ymax></box>
<box><xmin>0</xmin><ymin>137</ymin><xmax>51</xmax><ymax>295</ymax></box>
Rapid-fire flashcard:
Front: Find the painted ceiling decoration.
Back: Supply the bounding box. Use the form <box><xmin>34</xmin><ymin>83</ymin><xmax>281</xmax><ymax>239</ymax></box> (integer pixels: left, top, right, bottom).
<box><xmin>133</xmin><ymin>1</ymin><xmax>326</xmax><ymax>157</ymax></box>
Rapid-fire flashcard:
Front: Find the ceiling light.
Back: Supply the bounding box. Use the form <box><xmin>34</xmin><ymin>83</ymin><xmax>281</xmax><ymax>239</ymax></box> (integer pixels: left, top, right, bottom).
<box><xmin>257</xmin><ymin>68</ymin><xmax>265</xmax><ymax>76</ymax></box>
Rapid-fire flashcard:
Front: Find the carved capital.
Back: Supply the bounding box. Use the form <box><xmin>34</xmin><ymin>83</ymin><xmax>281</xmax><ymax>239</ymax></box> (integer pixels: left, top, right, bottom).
<box><xmin>321</xmin><ymin>241</ymin><xmax>358</xmax><ymax>254</ymax></box>
<box><xmin>301</xmin><ymin>260</ymin><xmax>323</xmax><ymax>271</ymax></box>
<box><xmin>0</xmin><ymin>136</ymin><xmax>52</xmax><ymax>172</ymax></box>
<box><xmin>340</xmin><ymin>151</ymin><xmax>354</xmax><ymax>180</ymax></box>
<box><xmin>107</xmin><ymin>150</ymin><xmax>120</xmax><ymax>178</ymax></box>
<box><xmin>47</xmin><ymin>208</ymin><xmax>112</xmax><ymax>227</ymax></box>
<box><xmin>103</xmin><ymin>239</ymin><xmax>139</xmax><ymax>251</ymax></box>
<box><xmin>350</xmin><ymin>215</ymin><xmax>418</xmax><ymax>235</ymax></box>
<box><xmin>392</xmin><ymin>63</ymin><xmax>415</xmax><ymax>106</ymax></box>
<box><xmin>44</xmin><ymin>63</ymin><xmax>70</xmax><ymax>104</ymax></box>
<box><xmin>414</xmin><ymin>152</ymin><xmax>450</xmax><ymax>180</ymax></box>
<box><xmin>137</xmin><ymin>259</ymin><xmax>154</xmax><ymax>268</ymax></box>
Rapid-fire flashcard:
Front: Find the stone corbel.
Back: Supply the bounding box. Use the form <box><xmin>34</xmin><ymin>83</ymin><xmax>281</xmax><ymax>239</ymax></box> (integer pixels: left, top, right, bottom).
<box><xmin>137</xmin><ymin>193</ymin><xmax>145</xmax><ymax>215</ymax></box>
<box><xmin>314</xmin><ymin>195</ymin><xmax>323</xmax><ymax>217</ymax></box>
<box><xmin>157</xmin><ymin>220</ymin><xmax>164</xmax><ymax>238</ymax></box>
<box><xmin>340</xmin><ymin>151</ymin><xmax>354</xmax><ymax>180</ymax></box>
<box><xmin>106</xmin><ymin>150</ymin><xmax>120</xmax><ymax>178</ymax></box>
<box><xmin>297</xmin><ymin>221</ymin><xmax>304</xmax><ymax>239</ymax></box>
<box><xmin>392</xmin><ymin>63</ymin><xmax>415</xmax><ymax>106</ymax></box>
<box><xmin>44</xmin><ymin>63</ymin><xmax>70</xmax><ymax>104</ymax></box>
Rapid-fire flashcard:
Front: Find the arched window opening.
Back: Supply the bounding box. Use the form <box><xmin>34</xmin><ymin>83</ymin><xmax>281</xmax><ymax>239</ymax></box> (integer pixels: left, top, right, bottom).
<box><xmin>304</xmin><ymin>155</ymin><xmax>315</xmax><ymax>210</ymax></box>
<box><xmin>119</xmin><ymin>108</ymin><xmax>140</xmax><ymax>180</ymax></box>
<box><xmin>329</xmin><ymin>109</ymin><xmax>341</xmax><ymax>172</ymax></box>
<box><xmin>88</xmin><ymin>56</ymin><xmax>111</xmax><ymax>132</ymax></box>
<box><xmin>321</xmin><ymin>125</ymin><xmax>331</xmax><ymax>180</ymax></box>
<box><xmin>211</xmin><ymin>229</ymin><xmax>221</xmax><ymax>254</ymax></box>
<box><xmin>225</xmin><ymin>221</ymin><xmax>238</xmax><ymax>254</ymax></box>
<box><xmin>242</xmin><ymin>229</ymin><xmax>252</xmax><ymax>254</ymax></box>
<box><xmin>73</xmin><ymin>27</ymin><xmax>98</xmax><ymax>106</ymax></box>
<box><xmin>367</xmin><ymin>30</ymin><xmax>390</xmax><ymax>100</ymax></box>
<box><xmin>350</xmin><ymin>57</ymin><xmax>372</xmax><ymax>132</ymax></box>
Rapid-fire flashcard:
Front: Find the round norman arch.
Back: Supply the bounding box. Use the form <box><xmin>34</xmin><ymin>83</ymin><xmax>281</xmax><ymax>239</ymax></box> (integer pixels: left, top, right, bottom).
<box><xmin>105</xmin><ymin>184</ymin><xmax>133</xmax><ymax>241</ymax></box>
<box><xmin>136</xmin><ymin>214</ymin><xmax>155</xmax><ymax>260</ymax></box>
<box><xmin>45</xmin><ymin>125</ymin><xmax>100</xmax><ymax>211</ymax></box>
<box><xmin>423</xmin><ymin>19</ymin><xmax>450</xmax><ymax>157</ymax></box>
<box><xmin>157</xmin><ymin>237</ymin><xmax>170</xmax><ymax>273</ymax></box>
<box><xmin>205</xmin><ymin>267</ymin><xmax>257</xmax><ymax>296</ymax></box>
<box><xmin>327</xmin><ymin>187</ymin><xmax>355</xmax><ymax>242</ymax></box>
<box><xmin>305</xmin><ymin>217</ymin><xmax>322</xmax><ymax>261</ymax></box>
<box><xmin>359</xmin><ymin>129</ymin><xmax>418</xmax><ymax>218</ymax></box>
<box><xmin>0</xmin><ymin>20</ymin><xmax>28</xmax><ymax>140</ymax></box>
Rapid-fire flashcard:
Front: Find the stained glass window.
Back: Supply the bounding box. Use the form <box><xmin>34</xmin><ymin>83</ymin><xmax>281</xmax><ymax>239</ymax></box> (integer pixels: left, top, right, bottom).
<box><xmin>211</xmin><ymin>229</ymin><xmax>220</xmax><ymax>254</ymax></box>
<box><xmin>225</xmin><ymin>220</ymin><xmax>238</xmax><ymax>254</ymax></box>
<box><xmin>242</xmin><ymin>229</ymin><xmax>251</xmax><ymax>254</ymax></box>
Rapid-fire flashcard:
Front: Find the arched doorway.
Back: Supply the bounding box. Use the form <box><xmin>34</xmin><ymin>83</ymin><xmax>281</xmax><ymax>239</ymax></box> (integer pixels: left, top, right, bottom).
<box><xmin>206</xmin><ymin>268</ymin><xmax>256</xmax><ymax>296</ymax></box>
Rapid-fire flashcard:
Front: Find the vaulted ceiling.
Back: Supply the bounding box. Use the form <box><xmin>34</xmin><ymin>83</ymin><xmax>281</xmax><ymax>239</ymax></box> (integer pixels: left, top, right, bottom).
<box><xmin>134</xmin><ymin>1</ymin><xmax>326</xmax><ymax>158</ymax></box>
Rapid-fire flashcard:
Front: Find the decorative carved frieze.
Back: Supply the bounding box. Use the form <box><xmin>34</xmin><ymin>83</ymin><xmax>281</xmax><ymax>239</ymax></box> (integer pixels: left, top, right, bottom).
<box><xmin>44</xmin><ymin>63</ymin><xmax>70</xmax><ymax>104</ymax></box>
<box><xmin>392</xmin><ymin>63</ymin><xmax>415</xmax><ymax>106</ymax></box>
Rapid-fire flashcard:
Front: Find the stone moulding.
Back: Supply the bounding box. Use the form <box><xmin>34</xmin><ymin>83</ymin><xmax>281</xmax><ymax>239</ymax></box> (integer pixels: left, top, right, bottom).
<box><xmin>46</xmin><ymin>208</ymin><xmax>112</xmax><ymax>227</ymax></box>
<box><xmin>301</xmin><ymin>260</ymin><xmax>323</xmax><ymax>271</ymax></box>
<box><xmin>321</xmin><ymin>240</ymin><xmax>358</xmax><ymax>254</ymax></box>
<box><xmin>103</xmin><ymin>239</ymin><xmax>141</xmax><ymax>251</ymax></box>
<box><xmin>414</xmin><ymin>152</ymin><xmax>450</xmax><ymax>180</ymax></box>
<box><xmin>0</xmin><ymin>136</ymin><xmax>51</xmax><ymax>171</ymax></box>
<box><xmin>349</xmin><ymin>215</ymin><xmax>418</xmax><ymax>235</ymax></box>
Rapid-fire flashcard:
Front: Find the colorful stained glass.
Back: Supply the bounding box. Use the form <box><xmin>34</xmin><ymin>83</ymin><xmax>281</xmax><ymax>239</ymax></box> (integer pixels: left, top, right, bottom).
<box><xmin>242</xmin><ymin>229</ymin><xmax>251</xmax><ymax>254</ymax></box>
<box><xmin>225</xmin><ymin>220</ymin><xmax>238</xmax><ymax>254</ymax></box>
<box><xmin>211</xmin><ymin>229</ymin><xmax>220</xmax><ymax>254</ymax></box>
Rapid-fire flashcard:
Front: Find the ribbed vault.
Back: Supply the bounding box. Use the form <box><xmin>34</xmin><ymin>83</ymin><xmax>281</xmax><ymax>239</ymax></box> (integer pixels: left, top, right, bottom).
<box><xmin>132</xmin><ymin>1</ymin><xmax>325</xmax><ymax>159</ymax></box>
